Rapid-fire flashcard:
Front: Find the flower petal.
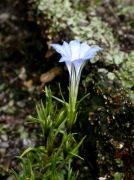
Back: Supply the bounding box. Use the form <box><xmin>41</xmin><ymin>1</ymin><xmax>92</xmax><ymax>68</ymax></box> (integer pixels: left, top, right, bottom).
<box><xmin>82</xmin><ymin>46</ymin><xmax>102</xmax><ymax>60</ymax></box>
<box><xmin>65</xmin><ymin>61</ymin><xmax>72</xmax><ymax>76</ymax></box>
<box><xmin>73</xmin><ymin>59</ymin><xmax>84</xmax><ymax>78</ymax></box>
<box><xmin>69</xmin><ymin>40</ymin><xmax>81</xmax><ymax>61</ymax></box>
<box><xmin>51</xmin><ymin>44</ymin><xmax>66</xmax><ymax>56</ymax></box>
<box><xmin>59</xmin><ymin>57</ymin><xmax>72</xmax><ymax>76</ymax></box>
<box><xmin>59</xmin><ymin>56</ymin><xmax>69</xmax><ymax>62</ymax></box>
<box><xmin>63</xmin><ymin>41</ymin><xmax>71</xmax><ymax>59</ymax></box>
<box><xmin>80</xmin><ymin>42</ymin><xmax>91</xmax><ymax>58</ymax></box>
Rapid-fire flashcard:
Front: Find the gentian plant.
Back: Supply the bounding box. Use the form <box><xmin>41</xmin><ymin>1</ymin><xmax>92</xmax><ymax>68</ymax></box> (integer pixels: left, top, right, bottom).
<box><xmin>51</xmin><ymin>40</ymin><xmax>101</xmax><ymax>130</ymax></box>
<box><xmin>12</xmin><ymin>40</ymin><xmax>101</xmax><ymax>179</ymax></box>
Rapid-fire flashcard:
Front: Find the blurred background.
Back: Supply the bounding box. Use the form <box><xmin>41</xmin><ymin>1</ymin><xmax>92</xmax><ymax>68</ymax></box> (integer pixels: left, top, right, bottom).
<box><xmin>0</xmin><ymin>0</ymin><xmax>134</xmax><ymax>179</ymax></box>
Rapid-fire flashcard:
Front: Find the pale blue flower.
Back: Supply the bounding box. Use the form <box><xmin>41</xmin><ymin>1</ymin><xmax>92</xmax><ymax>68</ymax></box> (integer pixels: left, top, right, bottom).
<box><xmin>51</xmin><ymin>40</ymin><xmax>102</xmax><ymax>129</ymax></box>
<box><xmin>51</xmin><ymin>40</ymin><xmax>102</xmax><ymax>78</ymax></box>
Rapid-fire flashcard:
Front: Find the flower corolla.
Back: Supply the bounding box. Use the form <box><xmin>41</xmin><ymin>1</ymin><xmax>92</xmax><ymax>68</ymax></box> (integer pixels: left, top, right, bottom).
<box><xmin>51</xmin><ymin>40</ymin><xmax>102</xmax><ymax>78</ymax></box>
